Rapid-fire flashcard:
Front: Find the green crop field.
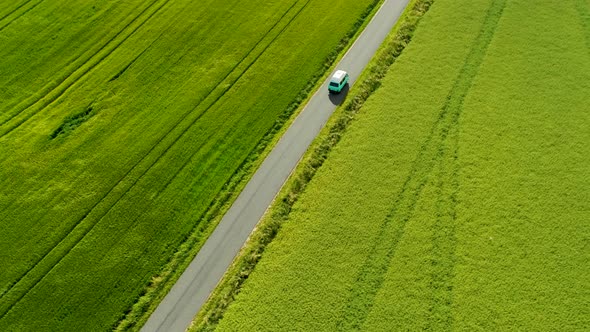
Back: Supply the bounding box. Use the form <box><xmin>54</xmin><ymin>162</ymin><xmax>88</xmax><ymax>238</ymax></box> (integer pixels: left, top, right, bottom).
<box><xmin>0</xmin><ymin>0</ymin><xmax>380</xmax><ymax>330</ymax></box>
<box><xmin>212</xmin><ymin>0</ymin><xmax>590</xmax><ymax>330</ymax></box>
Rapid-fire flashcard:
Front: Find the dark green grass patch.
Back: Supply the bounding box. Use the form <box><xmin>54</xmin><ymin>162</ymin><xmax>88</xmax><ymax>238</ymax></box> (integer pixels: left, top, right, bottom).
<box><xmin>50</xmin><ymin>105</ymin><xmax>96</xmax><ymax>139</ymax></box>
<box><xmin>211</xmin><ymin>0</ymin><xmax>590</xmax><ymax>330</ymax></box>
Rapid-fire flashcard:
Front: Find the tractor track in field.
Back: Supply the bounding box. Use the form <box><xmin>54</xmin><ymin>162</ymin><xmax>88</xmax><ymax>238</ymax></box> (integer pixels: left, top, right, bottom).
<box><xmin>0</xmin><ymin>0</ymin><xmax>171</xmax><ymax>138</ymax></box>
<box><xmin>107</xmin><ymin>0</ymin><xmax>221</xmax><ymax>83</ymax></box>
<box><xmin>336</xmin><ymin>0</ymin><xmax>505</xmax><ymax>329</ymax></box>
<box><xmin>336</xmin><ymin>96</ymin><xmax>458</xmax><ymax>331</ymax></box>
<box><xmin>0</xmin><ymin>0</ymin><xmax>310</xmax><ymax>320</ymax></box>
<box><xmin>427</xmin><ymin>113</ymin><xmax>459</xmax><ymax>331</ymax></box>
<box><xmin>0</xmin><ymin>0</ymin><xmax>43</xmax><ymax>33</ymax></box>
<box><xmin>0</xmin><ymin>0</ymin><xmax>29</xmax><ymax>22</ymax></box>
<box><xmin>0</xmin><ymin>0</ymin><xmax>173</xmax><ymax>273</ymax></box>
<box><xmin>0</xmin><ymin>0</ymin><xmax>147</xmax><ymax>123</ymax></box>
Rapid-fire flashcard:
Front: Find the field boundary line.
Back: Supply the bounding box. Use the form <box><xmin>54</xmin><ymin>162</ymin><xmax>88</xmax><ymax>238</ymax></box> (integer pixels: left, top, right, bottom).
<box><xmin>0</xmin><ymin>0</ymin><xmax>311</xmax><ymax>320</ymax></box>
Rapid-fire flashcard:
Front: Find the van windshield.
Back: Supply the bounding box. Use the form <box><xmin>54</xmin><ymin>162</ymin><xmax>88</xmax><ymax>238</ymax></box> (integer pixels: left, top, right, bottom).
<box><xmin>329</xmin><ymin>82</ymin><xmax>340</xmax><ymax>87</ymax></box>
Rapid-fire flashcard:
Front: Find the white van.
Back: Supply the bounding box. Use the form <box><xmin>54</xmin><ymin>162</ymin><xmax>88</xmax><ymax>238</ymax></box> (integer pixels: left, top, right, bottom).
<box><xmin>328</xmin><ymin>70</ymin><xmax>349</xmax><ymax>93</ymax></box>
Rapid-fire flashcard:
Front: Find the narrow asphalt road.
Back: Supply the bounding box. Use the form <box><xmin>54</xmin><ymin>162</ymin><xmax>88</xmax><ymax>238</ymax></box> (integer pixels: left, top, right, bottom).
<box><xmin>141</xmin><ymin>0</ymin><xmax>409</xmax><ymax>331</ymax></box>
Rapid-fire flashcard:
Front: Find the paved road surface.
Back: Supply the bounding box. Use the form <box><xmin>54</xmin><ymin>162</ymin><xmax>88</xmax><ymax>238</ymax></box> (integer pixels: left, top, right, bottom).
<box><xmin>141</xmin><ymin>0</ymin><xmax>410</xmax><ymax>330</ymax></box>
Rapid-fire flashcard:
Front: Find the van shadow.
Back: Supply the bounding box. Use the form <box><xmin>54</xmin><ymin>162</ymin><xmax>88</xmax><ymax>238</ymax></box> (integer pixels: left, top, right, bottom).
<box><xmin>328</xmin><ymin>83</ymin><xmax>350</xmax><ymax>105</ymax></box>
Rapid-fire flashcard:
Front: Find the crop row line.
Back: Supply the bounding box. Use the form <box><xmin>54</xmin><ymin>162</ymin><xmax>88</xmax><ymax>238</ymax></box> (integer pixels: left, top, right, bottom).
<box><xmin>122</xmin><ymin>0</ymin><xmax>400</xmax><ymax>327</ymax></box>
<box><xmin>0</xmin><ymin>0</ymin><xmax>175</xmax><ymax>213</ymax></box>
<box><xmin>0</xmin><ymin>0</ymin><xmax>310</xmax><ymax>320</ymax></box>
<box><xmin>0</xmin><ymin>0</ymin><xmax>28</xmax><ymax>22</ymax></box>
<box><xmin>0</xmin><ymin>0</ymin><xmax>238</xmax><ymax>207</ymax></box>
<box><xmin>425</xmin><ymin>1</ymin><xmax>506</xmax><ymax>327</ymax></box>
<box><xmin>0</xmin><ymin>0</ymin><xmax>170</xmax><ymax>139</ymax></box>
<box><xmin>336</xmin><ymin>0</ymin><xmax>505</xmax><ymax>328</ymax></box>
<box><xmin>107</xmin><ymin>0</ymin><xmax>212</xmax><ymax>83</ymax></box>
<box><xmin>85</xmin><ymin>3</ymin><xmax>316</xmax><ymax>328</ymax></box>
<box><xmin>75</xmin><ymin>0</ymin><xmax>313</xmax><ymax>270</ymax></box>
<box><xmin>108</xmin><ymin>38</ymin><xmax>157</xmax><ymax>83</ymax></box>
<box><xmin>0</xmin><ymin>0</ymin><xmax>301</xmax><ymax>291</ymax></box>
<box><xmin>0</xmin><ymin>0</ymin><xmax>43</xmax><ymax>33</ymax></box>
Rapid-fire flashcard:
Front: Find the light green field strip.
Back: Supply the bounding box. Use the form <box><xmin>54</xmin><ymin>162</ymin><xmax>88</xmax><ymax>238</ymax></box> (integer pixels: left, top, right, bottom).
<box><xmin>359</xmin><ymin>0</ymin><xmax>507</xmax><ymax>329</ymax></box>
<box><xmin>0</xmin><ymin>0</ymin><xmax>378</xmax><ymax>330</ymax></box>
<box><xmin>214</xmin><ymin>0</ymin><xmax>590</xmax><ymax>330</ymax></box>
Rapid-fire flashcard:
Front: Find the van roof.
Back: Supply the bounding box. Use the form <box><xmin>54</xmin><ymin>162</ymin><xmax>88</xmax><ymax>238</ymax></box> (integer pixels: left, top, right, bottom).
<box><xmin>330</xmin><ymin>70</ymin><xmax>347</xmax><ymax>83</ymax></box>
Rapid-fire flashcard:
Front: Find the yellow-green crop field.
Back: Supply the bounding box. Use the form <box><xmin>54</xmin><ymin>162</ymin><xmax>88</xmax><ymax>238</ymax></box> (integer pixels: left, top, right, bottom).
<box><xmin>213</xmin><ymin>0</ymin><xmax>590</xmax><ymax>330</ymax></box>
<box><xmin>0</xmin><ymin>0</ymin><xmax>380</xmax><ymax>330</ymax></box>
